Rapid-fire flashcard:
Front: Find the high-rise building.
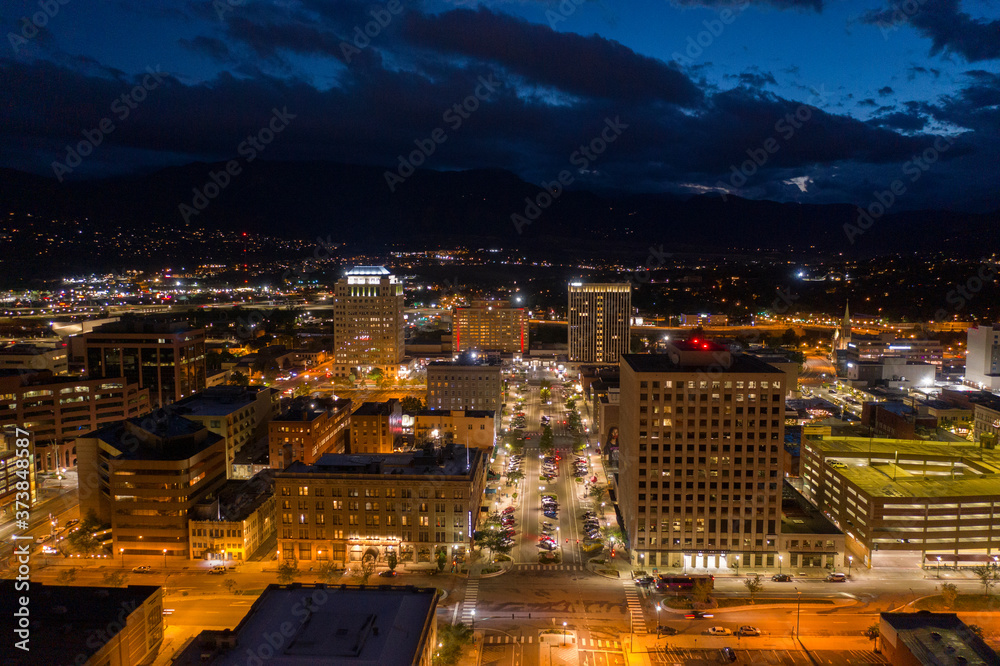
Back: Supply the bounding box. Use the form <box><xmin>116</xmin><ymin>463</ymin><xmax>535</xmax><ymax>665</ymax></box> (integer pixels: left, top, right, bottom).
<box><xmin>619</xmin><ymin>340</ymin><xmax>787</xmax><ymax>570</ymax></box>
<box><xmin>332</xmin><ymin>266</ymin><xmax>405</xmax><ymax>378</ymax></box>
<box><xmin>76</xmin><ymin>414</ymin><xmax>227</xmax><ymax>558</ymax></box>
<box><xmin>426</xmin><ymin>356</ymin><xmax>502</xmax><ymax>413</ymax></box>
<box><xmin>81</xmin><ymin>318</ymin><xmax>206</xmax><ymax>407</ymax></box>
<box><xmin>453</xmin><ymin>300</ymin><xmax>528</xmax><ymax>354</ymax></box>
<box><xmin>966</xmin><ymin>324</ymin><xmax>1000</xmax><ymax>391</ymax></box>
<box><xmin>568</xmin><ymin>283</ymin><xmax>631</xmax><ymax>363</ymax></box>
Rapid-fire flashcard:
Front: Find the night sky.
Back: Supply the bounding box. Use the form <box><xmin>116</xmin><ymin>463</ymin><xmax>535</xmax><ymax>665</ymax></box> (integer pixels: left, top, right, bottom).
<box><xmin>2</xmin><ymin>0</ymin><xmax>998</xmax><ymax>211</ymax></box>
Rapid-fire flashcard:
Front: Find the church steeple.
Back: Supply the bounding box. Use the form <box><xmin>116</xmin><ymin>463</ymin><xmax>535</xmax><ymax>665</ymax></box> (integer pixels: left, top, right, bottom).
<box><xmin>837</xmin><ymin>301</ymin><xmax>852</xmax><ymax>350</ymax></box>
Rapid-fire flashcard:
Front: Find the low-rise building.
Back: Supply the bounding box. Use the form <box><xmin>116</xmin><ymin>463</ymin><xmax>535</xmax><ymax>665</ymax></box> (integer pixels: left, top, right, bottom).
<box><xmin>0</xmin><ymin>370</ymin><xmax>151</xmax><ymax>471</ymax></box>
<box><xmin>860</xmin><ymin>402</ymin><xmax>939</xmax><ymax>439</ymax></box>
<box><xmin>269</xmin><ymin>398</ymin><xmax>351</xmax><ymax>469</ymax></box>
<box><xmin>177</xmin><ymin>584</ymin><xmax>437</xmax><ymax>666</ymax></box>
<box><xmin>972</xmin><ymin>393</ymin><xmax>1000</xmax><ymax>446</ymax></box>
<box><xmin>274</xmin><ymin>444</ymin><xmax>487</xmax><ymax>567</ymax></box>
<box><xmin>232</xmin><ymin>434</ymin><xmax>271</xmax><ymax>480</ymax></box>
<box><xmin>0</xmin><ymin>581</ymin><xmax>164</xmax><ymax>666</ymax></box>
<box><xmin>76</xmin><ymin>414</ymin><xmax>227</xmax><ymax>559</ymax></box>
<box><xmin>879</xmin><ymin>612</ymin><xmax>1000</xmax><ymax>666</ymax></box>
<box><xmin>189</xmin><ymin>470</ymin><xmax>276</xmax><ymax>561</ymax></box>
<box><xmin>801</xmin><ymin>435</ymin><xmax>1000</xmax><ymax>568</ymax></box>
<box><xmin>176</xmin><ymin>385</ymin><xmax>280</xmax><ymax>478</ymax></box>
<box><xmin>426</xmin><ymin>356</ymin><xmax>502</xmax><ymax>413</ymax></box>
<box><xmin>777</xmin><ymin>481</ymin><xmax>845</xmax><ymax>571</ymax></box>
<box><xmin>679</xmin><ymin>313</ymin><xmax>728</xmax><ymax>327</ymax></box>
<box><xmin>350</xmin><ymin>399</ymin><xmax>403</xmax><ymax>454</ymax></box>
<box><xmin>413</xmin><ymin>409</ymin><xmax>496</xmax><ymax>449</ymax></box>
<box><xmin>0</xmin><ymin>343</ymin><xmax>68</xmax><ymax>375</ymax></box>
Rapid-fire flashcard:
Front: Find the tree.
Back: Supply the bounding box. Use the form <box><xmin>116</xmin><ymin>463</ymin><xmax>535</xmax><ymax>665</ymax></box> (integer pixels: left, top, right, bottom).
<box><xmin>589</xmin><ymin>484</ymin><xmax>605</xmax><ymax>503</ymax></box>
<box><xmin>864</xmin><ymin>623</ymin><xmax>880</xmax><ymax>652</ymax></box>
<box><xmin>692</xmin><ymin>577</ymin><xmax>713</xmax><ymax>605</ymax></box>
<box><xmin>223</xmin><ymin>579</ymin><xmax>241</xmax><ymax>595</ymax></box>
<box><xmin>436</xmin><ymin>550</ymin><xmax>447</xmax><ymax>573</ymax></box>
<box><xmin>293</xmin><ymin>381</ymin><xmax>313</xmax><ymax>398</ymax></box>
<box><xmin>102</xmin><ymin>570</ymin><xmax>128</xmax><ymax>587</ymax></box>
<box><xmin>228</xmin><ymin>370</ymin><xmax>250</xmax><ymax>387</ymax></box>
<box><xmin>539</xmin><ymin>387</ymin><xmax>551</xmax><ymax>403</ymax></box>
<box><xmin>941</xmin><ymin>582</ymin><xmax>959</xmax><ymax>609</ymax></box>
<box><xmin>539</xmin><ymin>425</ymin><xmax>554</xmax><ymax>454</ymax></box>
<box><xmin>967</xmin><ymin>624</ymin><xmax>985</xmax><ymax>639</ymax></box>
<box><xmin>973</xmin><ymin>565</ymin><xmax>1000</xmax><ymax>596</ymax></box>
<box><xmin>56</xmin><ymin>568</ymin><xmax>77</xmax><ymax>584</ymax></box>
<box><xmin>277</xmin><ymin>560</ymin><xmax>299</xmax><ymax>584</ymax></box>
<box><xmin>434</xmin><ymin>622</ymin><xmax>474</xmax><ymax>666</ymax></box>
<box><xmin>68</xmin><ymin>510</ymin><xmax>103</xmax><ymax>556</ymax></box>
<box><xmin>386</xmin><ymin>550</ymin><xmax>398</xmax><ymax>573</ymax></box>
<box><xmin>400</xmin><ymin>396</ymin><xmax>424</xmax><ymax>414</ymax></box>
<box><xmin>782</xmin><ymin>328</ymin><xmax>799</xmax><ymax>346</ymax></box>
<box><xmin>743</xmin><ymin>574</ymin><xmax>763</xmax><ymax>604</ymax></box>
<box><xmin>316</xmin><ymin>561</ymin><xmax>340</xmax><ymax>584</ymax></box>
<box><xmin>506</xmin><ymin>469</ymin><xmax>524</xmax><ymax>485</ymax></box>
<box><xmin>360</xmin><ymin>553</ymin><xmax>377</xmax><ymax>585</ymax></box>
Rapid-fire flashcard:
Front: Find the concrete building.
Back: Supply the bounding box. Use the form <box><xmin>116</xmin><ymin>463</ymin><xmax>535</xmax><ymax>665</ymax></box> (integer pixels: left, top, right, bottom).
<box><xmin>973</xmin><ymin>394</ymin><xmax>1000</xmax><ymax>446</ymax></box>
<box><xmin>861</xmin><ymin>402</ymin><xmax>940</xmax><ymax>439</ymax></box>
<box><xmin>274</xmin><ymin>444</ymin><xmax>487</xmax><ymax>567</ymax></box>
<box><xmin>0</xmin><ymin>343</ymin><xmax>68</xmax><ymax>375</ymax></box>
<box><xmin>179</xmin><ymin>584</ymin><xmax>438</xmax><ymax>666</ymax></box>
<box><xmin>453</xmin><ymin>300</ymin><xmax>528</xmax><ymax>354</ymax></box>
<box><xmin>82</xmin><ymin>318</ymin><xmax>207</xmax><ymax>407</ymax></box>
<box><xmin>777</xmin><ymin>481</ymin><xmax>845</xmax><ymax>571</ymax></box>
<box><xmin>189</xmin><ymin>470</ymin><xmax>276</xmax><ymax>561</ymax></box>
<box><xmin>232</xmin><ymin>435</ymin><xmax>271</xmax><ymax>480</ymax></box>
<box><xmin>619</xmin><ymin>340</ymin><xmax>787</xmax><ymax>570</ymax></box>
<box><xmin>846</xmin><ymin>358</ymin><xmax>936</xmax><ymax>389</ymax></box>
<box><xmin>332</xmin><ymin>266</ymin><xmax>405</xmax><ymax>378</ymax></box>
<box><xmin>350</xmin><ymin>400</ymin><xmax>403</xmax><ymax>454</ymax></box>
<box><xmin>413</xmin><ymin>409</ymin><xmax>496</xmax><ymax>449</ymax></box>
<box><xmin>426</xmin><ymin>356</ymin><xmax>502</xmax><ymax>413</ymax></box>
<box><xmin>269</xmin><ymin>398</ymin><xmax>352</xmax><ymax>470</ymax></box>
<box><xmin>175</xmin><ymin>385</ymin><xmax>280</xmax><ymax>478</ymax></box>
<box><xmin>0</xmin><ymin>425</ymin><xmax>36</xmax><ymax>517</ymax></box>
<box><xmin>838</xmin><ymin>333</ymin><xmax>944</xmax><ymax>377</ymax></box>
<box><xmin>965</xmin><ymin>324</ymin><xmax>1000</xmax><ymax>391</ymax></box>
<box><xmin>679</xmin><ymin>313</ymin><xmax>728</xmax><ymax>327</ymax></box>
<box><xmin>748</xmin><ymin>352</ymin><xmax>801</xmax><ymax>397</ymax></box>
<box><xmin>568</xmin><ymin>282</ymin><xmax>631</xmax><ymax>364</ymax></box>
<box><xmin>879</xmin><ymin>612</ymin><xmax>1000</xmax><ymax>666</ymax></box>
<box><xmin>76</xmin><ymin>414</ymin><xmax>227</xmax><ymax>559</ymax></box>
<box><xmin>0</xmin><ymin>370</ymin><xmax>151</xmax><ymax>471</ymax></box>
<box><xmin>801</xmin><ymin>435</ymin><xmax>1000</xmax><ymax>568</ymax></box>
<box><xmin>0</xmin><ymin>581</ymin><xmax>164</xmax><ymax>666</ymax></box>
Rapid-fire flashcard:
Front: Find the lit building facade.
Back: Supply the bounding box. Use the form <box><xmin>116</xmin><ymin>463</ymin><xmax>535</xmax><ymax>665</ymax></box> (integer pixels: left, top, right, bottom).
<box><xmin>268</xmin><ymin>398</ymin><xmax>352</xmax><ymax>469</ymax></box>
<box><xmin>350</xmin><ymin>400</ymin><xmax>403</xmax><ymax>454</ymax></box>
<box><xmin>619</xmin><ymin>341</ymin><xmax>787</xmax><ymax>570</ymax></box>
<box><xmin>413</xmin><ymin>409</ymin><xmax>497</xmax><ymax>448</ymax></box>
<box><xmin>568</xmin><ymin>283</ymin><xmax>631</xmax><ymax>364</ymax></box>
<box><xmin>966</xmin><ymin>325</ymin><xmax>1000</xmax><ymax>391</ymax></box>
<box><xmin>0</xmin><ymin>344</ymin><xmax>68</xmax><ymax>375</ymax></box>
<box><xmin>188</xmin><ymin>470</ymin><xmax>276</xmax><ymax>561</ymax></box>
<box><xmin>332</xmin><ymin>266</ymin><xmax>405</xmax><ymax>378</ymax></box>
<box><xmin>426</xmin><ymin>357</ymin><xmax>502</xmax><ymax>413</ymax></box>
<box><xmin>453</xmin><ymin>300</ymin><xmax>528</xmax><ymax>354</ymax></box>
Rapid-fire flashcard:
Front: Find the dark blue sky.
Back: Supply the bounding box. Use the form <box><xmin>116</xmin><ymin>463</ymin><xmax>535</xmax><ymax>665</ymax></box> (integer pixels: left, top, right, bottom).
<box><xmin>2</xmin><ymin>0</ymin><xmax>998</xmax><ymax>211</ymax></box>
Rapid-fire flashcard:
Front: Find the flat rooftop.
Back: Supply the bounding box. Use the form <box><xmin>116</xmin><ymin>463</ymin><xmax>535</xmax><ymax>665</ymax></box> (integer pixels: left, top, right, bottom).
<box><xmin>881</xmin><ymin>612</ymin><xmax>1000</xmax><ymax>665</ymax></box>
<box><xmin>184</xmin><ymin>584</ymin><xmax>436</xmax><ymax>666</ymax></box>
<box><xmin>781</xmin><ymin>482</ymin><xmax>842</xmax><ymax>535</ymax></box>
<box><xmin>0</xmin><ymin>582</ymin><xmax>160</xmax><ymax>666</ymax></box>
<box><xmin>282</xmin><ymin>445</ymin><xmax>483</xmax><ymax>478</ymax></box>
<box><xmin>91</xmin><ymin>415</ymin><xmax>223</xmax><ymax>461</ymax></box>
<box><xmin>622</xmin><ymin>353</ymin><xmax>785</xmax><ymax>375</ymax></box>
<box><xmin>175</xmin><ymin>386</ymin><xmax>273</xmax><ymax>416</ymax></box>
<box><xmin>354</xmin><ymin>400</ymin><xmax>398</xmax><ymax>416</ymax></box>
<box><xmin>415</xmin><ymin>409</ymin><xmax>495</xmax><ymax>419</ymax></box>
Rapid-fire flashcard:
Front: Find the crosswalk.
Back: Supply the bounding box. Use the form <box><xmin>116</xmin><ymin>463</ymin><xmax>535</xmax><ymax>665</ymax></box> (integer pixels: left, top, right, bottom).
<box><xmin>622</xmin><ymin>579</ymin><xmax>647</xmax><ymax>634</ymax></box>
<box><xmin>515</xmin><ymin>564</ymin><xmax>584</xmax><ymax>571</ymax></box>
<box><xmin>482</xmin><ymin>635</ymin><xmax>621</xmax><ymax>648</ymax></box>
<box><xmin>461</xmin><ymin>577</ymin><xmax>479</xmax><ymax>625</ymax></box>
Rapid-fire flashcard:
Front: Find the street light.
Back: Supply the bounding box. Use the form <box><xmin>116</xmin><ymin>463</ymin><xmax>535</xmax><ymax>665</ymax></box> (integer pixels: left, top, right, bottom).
<box><xmin>163</xmin><ymin>549</ymin><xmax>167</xmax><ymax>568</ymax></box>
<box><xmin>848</xmin><ymin>555</ymin><xmax>853</xmax><ymax>577</ymax></box>
<box><xmin>734</xmin><ymin>555</ymin><xmax>740</xmax><ymax>576</ymax></box>
<box><xmin>937</xmin><ymin>556</ymin><xmax>942</xmax><ymax>578</ymax></box>
<box><xmin>120</xmin><ymin>548</ymin><xmax>124</xmax><ymax>568</ymax></box>
<box><xmin>779</xmin><ymin>555</ymin><xmax>783</xmax><ymax>575</ymax></box>
<box><xmin>471</xmin><ymin>609</ymin><xmax>475</xmax><ymax>632</ymax></box>
<box><xmin>795</xmin><ymin>588</ymin><xmax>801</xmax><ymax>638</ymax></box>
<box><xmin>562</xmin><ymin>621</ymin><xmax>568</xmax><ymax>646</ymax></box>
<box><xmin>655</xmin><ymin>604</ymin><xmax>661</xmax><ymax>632</ymax></box>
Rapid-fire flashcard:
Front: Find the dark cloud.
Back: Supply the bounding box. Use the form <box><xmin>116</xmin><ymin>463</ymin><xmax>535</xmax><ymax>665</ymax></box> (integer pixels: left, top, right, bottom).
<box><xmin>877</xmin><ymin>86</ymin><xmax>894</xmax><ymax>96</ymax></box>
<box><xmin>178</xmin><ymin>36</ymin><xmax>234</xmax><ymax>62</ymax></box>
<box><xmin>668</xmin><ymin>0</ymin><xmax>823</xmax><ymax>12</ymax></box>
<box><xmin>735</xmin><ymin>70</ymin><xmax>777</xmax><ymax>87</ymax></box>
<box><xmin>862</xmin><ymin>0</ymin><xmax>1000</xmax><ymax>62</ymax></box>
<box><xmin>907</xmin><ymin>65</ymin><xmax>942</xmax><ymax>80</ymax></box>
<box><xmin>857</xmin><ymin>98</ymin><xmax>877</xmax><ymax>107</ymax></box>
<box><xmin>871</xmin><ymin>110</ymin><xmax>927</xmax><ymax>131</ymax></box>
<box><xmin>401</xmin><ymin>8</ymin><xmax>703</xmax><ymax>106</ymax></box>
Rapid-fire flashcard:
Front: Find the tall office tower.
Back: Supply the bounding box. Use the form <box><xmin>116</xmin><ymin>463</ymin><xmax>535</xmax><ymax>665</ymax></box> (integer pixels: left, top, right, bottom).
<box><xmin>619</xmin><ymin>339</ymin><xmax>787</xmax><ymax>571</ymax></box>
<box><xmin>332</xmin><ymin>266</ymin><xmax>405</xmax><ymax>378</ymax></box>
<box><xmin>966</xmin><ymin>325</ymin><xmax>1000</xmax><ymax>392</ymax></box>
<box><xmin>82</xmin><ymin>318</ymin><xmax>206</xmax><ymax>407</ymax></box>
<box><xmin>453</xmin><ymin>300</ymin><xmax>528</xmax><ymax>354</ymax></box>
<box><xmin>568</xmin><ymin>283</ymin><xmax>631</xmax><ymax>363</ymax></box>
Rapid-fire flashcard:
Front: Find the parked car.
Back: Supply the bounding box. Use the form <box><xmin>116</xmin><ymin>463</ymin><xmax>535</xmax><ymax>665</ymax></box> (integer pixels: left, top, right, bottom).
<box><xmin>209</xmin><ymin>565</ymin><xmax>227</xmax><ymax>574</ymax></box>
<box><xmin>378</xmin><ymin>570</ymin><xmax>398</xmax><ymax>577</ymax></box>
<box><xmin>657</xmin><ymin>625</ymin><xmax>679</xmax><ymax>636</ymax></box>
<box><xmin>502</xmin><ymin>507</ymin><xmax>515</xmax><ymax>515</ymax></box>
<box><xmin>772</xmin><ymin>574</ymin><xmax>792</xmax><ymax>582</ymax></box>
<box><xmin>65</xmin><ymin>519</ymin><xmax>80</xmax><ymax>528</ymax></box>
<box><xmin>739</xmin><ymin>626</ymin><xmax>760</xmax><ymax>636</ymax></box>
<box><xmin>132</xmin><ymin>566</ymin><xmax>151</xmax><ymax>573</ymax></box>
<box><xmin>827</xmin><ymin>572</ymin><xmax>847</xmax><ymax>582</ymax></box>
<box><xmin>723</xmin><ymin>646</ymin><xmax>737</xmax><ymax>662</ymax></box>
<box><xmin>707</xmin><ymin>627</ymin><xmax>732</xmax><ymax>636</ymax></box>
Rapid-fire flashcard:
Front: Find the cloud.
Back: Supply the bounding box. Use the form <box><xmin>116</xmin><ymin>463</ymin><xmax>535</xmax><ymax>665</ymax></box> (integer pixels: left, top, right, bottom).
<box><xmin>668</xmin><ymin>0</ymin><xmax>823</xmax><ymax>12</ymax></box>
<box><xmin>179</xmin><ymin>36</ymin><xmax>234</xmax><ymax>62</ymax></box>
<box><xmin>400</xmin><ymin>8</ymin><xmax>703</xmax><ymax>106</ymax></box>
<box><xmin>877</xmin><ymin>86</ymin><xmax>894</xmax><ymax>96</ymax></box>
<box><xmin>862</xmin><ymin>0</ymin><xmax>1000</xmax><ymax>62</ymax></box>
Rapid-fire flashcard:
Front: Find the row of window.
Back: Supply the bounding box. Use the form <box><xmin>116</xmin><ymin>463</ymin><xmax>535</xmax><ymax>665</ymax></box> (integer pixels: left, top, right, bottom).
<box><xmin>281</xmin><ymin>486</ymin><xmax>464</xmax><ymax>499</ymax></box>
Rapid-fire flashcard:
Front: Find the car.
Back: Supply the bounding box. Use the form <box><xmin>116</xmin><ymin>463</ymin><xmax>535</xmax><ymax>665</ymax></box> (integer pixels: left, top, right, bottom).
<box><xmin>634</xmin><ymin>576</ymin><xmax>655</xmax><ymax>586</ymax></box>
<box><xmin>132</xmin><ymin>566</ymin><xmax>151</xmax><ymax>573</ymax></box>
<box><xmin>35</xmin><ymin>535</ymin><xmax>52</xmax><ymax>544</ymax></box>
<box><xmin>544</xmin><ymin>512</ymin><xmax>558</xmax><ymax>519</ymax></box>
<box><xmin>65</xmin><ymin>519</ymin><xmax>80</xmax><ymax>528</ymax></box>
<box><xmin>707</xmin><ymin>627</ymin><xmax>732</xmax><ymax>636</ymax></box>
<box><xmin>378</xmin><ymin>570</ymin><xmax>398</xmax><ymax>577</ymax></box>
<box><xmin>502</xmin><ymin>507</ymin><xmax>515</xmax><ymax>514</ymax></box>
<box><xmin>656</xmin><ymin>625</ymin><xmax>679</xmax><ymax>636</ymax></box>
<box><xmin>684</xmin><ymin>611</ymin><xmax>714</xmax><ymax>619</ymax></box>
<box><xmin>827</xmin><ymin>572</ymin><xmax>847</xmax><ymax>582</ymax></box>
<box><xmin>542</xmin><ymin>521</ymin><xmax>554</xmax><ymax>528</ymax></box>
<box><xmin>739</xmin><ymin>626</ymin><xmax>760</xmax><ymax>636</ymax></box>
<box><xmin>209</xmin><ymin>565</ymin><xmax>227</xmax><ymax>574</ymax></box>
<box><xmin>723</xmin><ymin>646</ymin><xmax>737</xmax><ymax>662</ymax></box>
<box><xmin>772</xmin><ymin>574</ymin><xmax>792</xmax><ymax>582</ymax></box>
